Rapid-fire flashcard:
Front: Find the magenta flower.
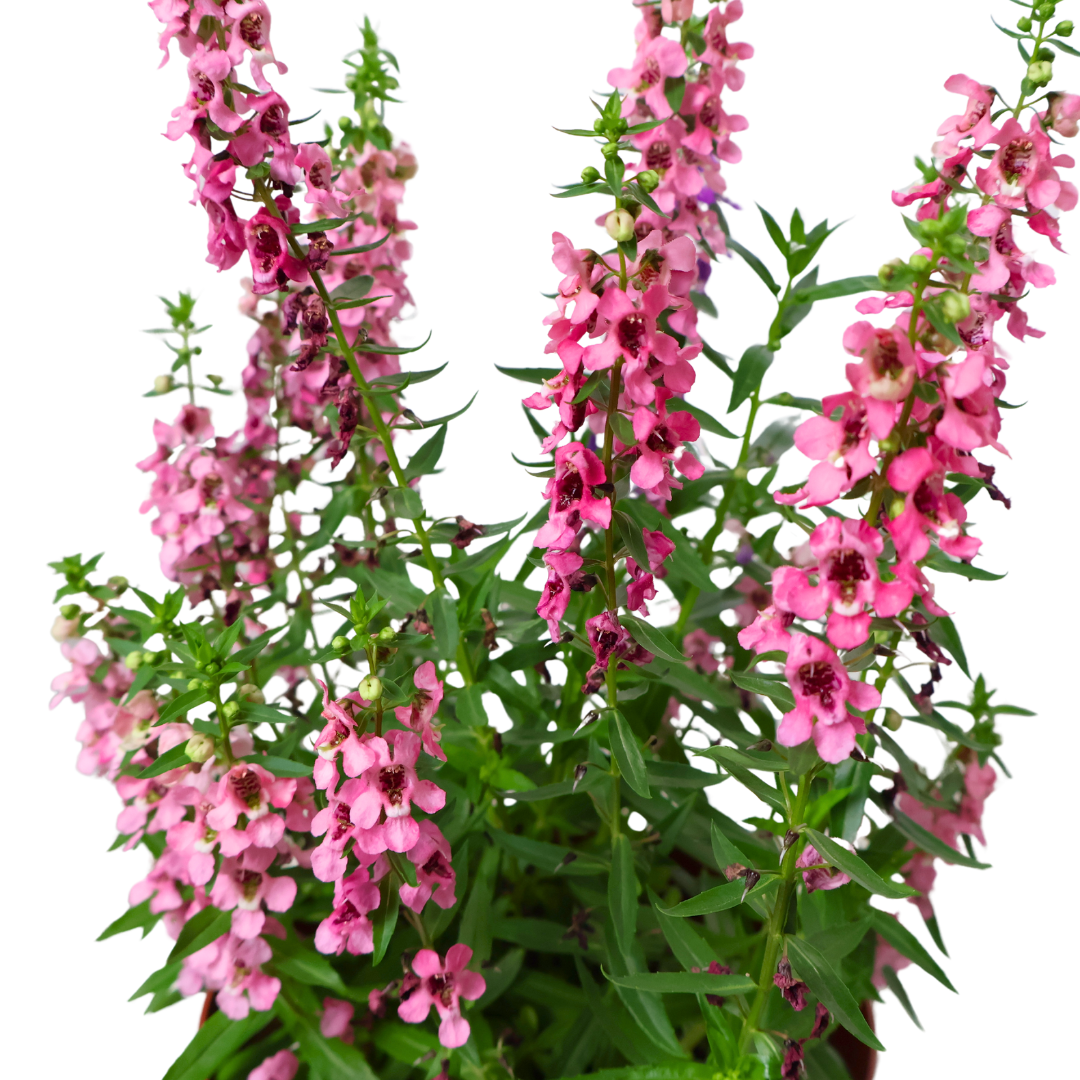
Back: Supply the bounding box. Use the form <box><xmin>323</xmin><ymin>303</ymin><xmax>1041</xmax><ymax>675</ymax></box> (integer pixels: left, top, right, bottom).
<box><xmin>535</xmin><ymin>443</ymin><xmax>610</xmax><ymax>549</ymax></box>
<box><xmin>313</xmin><ymin>680</ymin><xmax>376</xmax><ymax>790</ymax></box>
<box><xmin>843</xmin><ymin>322</ymin><xmax>916</xmax><ymax>406</ymax></box>
<box><xmin>772</xmin><ymin>517</ymin><xmax>912</xmax><ymax>649</ymax></box>
<box><xmin>205</xmin><ymin>763</ymin><xmax>294</xmax><ymax>849</ymax></box>
<box><xmin>401</xmin><ymin>819</ymin><xmax>457</xmax><ymax>913</ymax></box>
<box><xmin>775</xmin><ymin>392</ymin><xmax>878</xmax><ymax>508</ymax></box>
<box><xmin>231</xmin><ymin>91</ymin><xmax>297</xmax><ymax>185</ymax></box>
<box><xmin>398</xmin><ymin>944</ymin><xmax>487</xmax><ymax>1049</ymax></box>
<box><xmin>244</xmin><ymin>210</ymin><xmax>309</xmax><ymax>295</ymax></box>
<box><xmin>698</xmin><ymin>3</ymin><xmax>754</xmax><ymax>90</ymax></box>
<box><xmin>167</xmin><ymin>42</ymin><xmax>247</xmax><ymax>140</ymax></box>
<box><xmin>777</xmin><ymin>633</ymin><xmax>881</xmax><ymax>764</ymax></box>
<box><xmin>886</xmin><ymin>447</ymin><xmax>981</xmax><ymax>563</ymax></box>
<box><xmin>976</xmin><ymin>116</ymin><xmax>1062</xmax><ymax>211</ymax></box>
<box><xmin>225</xmin><ymin>1</ymin><xmax>286</xmax><ymax>92</ymax></box>
<box><xmin>314</xmin><ymin>866</ymin><xmax>381</xmax><ymax>956</ymax></box>
<box><xmin>773</xmin><ymin>957</ymin><xmax>809</xmax><ymax>1012</ymax></box>
<box><xmin>630</xmin><ymin>390</ymin><xmax>703</xmax><ymax>491</ymax></box>
<box><xmin>934</xmin><ymin>74</ymin><xmax>997</xmax><ymax>156</ymax></box>
<box><xmin>210</xmin><ymin>846</ymin><xmax>297</xmax><ymax>939</ymax></box>
<box><xmin>737</xmin><ymin>594</ymin><xmax>795</xmax><ymax>655</ymax></box>
<box><xmin>393</xmin><ymin>661</ymin><xmax>445</xmax><ymax>761</ymax></box>
<box><xmin>551</xmin><ymin>232</ymin><xmax>602</xmax><ymax>325</ymax></box>
<box><xmin>582</xmin><ymin>611</ymin><xmax>654</xmax><ymax>695</ymax></box>
<box><xmin>537</xmin><ymin>550</ymin><xmax>585</xmax><ymax>641</ymax></box>
<box><xmin>310</xmin><ymin>787</ymin><xmax>361</xmax><ymax>882</ymax></box>
<box><xmin>626</xmin><ymin>558</ymin><xmax>658</xmax><ymax>615</ymax></box>
<box><xmin>349</xmin><ymin>730</ymin><xmax>446</xmax><ymax>854</ymax></box>
<box><xmin>796</xmin><ymin>843</ymin><xmax>851</xmax><ymax>893</ymax></box>
<box><xmin>608</xmin><ymin>34</ymin><xmax>688</xmax><ymax>120</ymax></box>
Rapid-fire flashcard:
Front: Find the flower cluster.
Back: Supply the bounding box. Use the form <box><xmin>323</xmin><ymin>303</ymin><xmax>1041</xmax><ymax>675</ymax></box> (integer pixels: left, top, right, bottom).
<box><xmin>529</xmin><ymin>0</ymin><xmax>750</xmax><ymax>686</ymax></box>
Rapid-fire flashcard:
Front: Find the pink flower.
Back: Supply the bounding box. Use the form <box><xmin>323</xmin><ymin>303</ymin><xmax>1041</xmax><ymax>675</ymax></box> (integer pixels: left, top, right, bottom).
<box><xmin>230</xmin><ymin>92</ymin><xmax>296</xmax><ymax>184</ymax></box>
<box><xmin>796</xmin><ymin>842</ymin><xmax>851</xmax><ymax>893</ymax></box>
<box><xmin>210</xmin><ymin>847</ymin><xmax>297</xmax><ymax>939</ymax></box>
<box><xmin>297</xmin><ymin>142</ymin><xmax>348</xmax><ymax>217</ymax></box>
<box><xmin>684</xmin><ymin>629</ymin><xmax>721</xmax><ymax>673</ymax></box>
<box><xmin>535</xmin><ymin>443</ymin><xmax>611</xmax><ymax>549</ymax></box>
<box><xmin>608</xmin><ymin>34</ymin><xmax>688</xmax><ymax>120</ymax></box>
<box><xmin>550</xmin><ymin>232</ymin><xmax>603</xmax><ymax>325</ymax></box>
<box><xmin>976</xmin><ymin>116</ymin><xmax>1062</xmax><ymax>211</ymax></box>
<box><xmin>313</xmin><ymin>680</ymin><xmax>377</xmax><ymax>791</ymax></box>
<box><xmin>244</xmin><ymin>210</ymin><xmax>310</xmax><ymax>295</ymax></box>
<box><xmin>582</xmin><ymin>611</ymin><xmax>654</xmax><ymax>695</ymax></box>
<box><xmin>205</xmin><ymin>763</ymin><xmax>295</xmax><ymax>849</ymax></box>
<box><xmin>630</xmin><ymin>390</ymin><xmax>703</xmax><ymax>491</ymax></box>
<box><xmin>398</xmin><ymin>944</ymin><xmax>486</xmax><ymax>1049</ymax></box>
<box><xmin>886</xmin><ymin>447</ymin><xmax>981</xmax><ymax>563</ymax></box>
<box><xmin>400</xmin><ymin>820</ymin><xmax>457</xmax><ymax>912</ymax></box>
<box><xmin>320</xmin><ymin>998</ymin><xmax>355</xmax><ymax>1043</ymax></box>
<box><xmin>777</xmin><ymin>633</ymin><xmax>881</xmax><ymax>764</ymax></box>
<box><xmin>537</xmin><ymin>550</ymin><xmax>585</xmax><ymax>641</ymax></box>
<box><xmin>772</xmin><ymin>517</ymin><xmax>912</xmax><ymax>649</ymax></box>
<box><xmin>249</xmin><ymin>1050</ymin><xmax>298</xmax><ymax>1080</ymax></box>
<box><xmin>625</xmin><ymin>557</ymin><xmax>657</xmax><ymax>615</ymax></box>
<box><xmin>348</xmin><ymin>731</ymin><xmax>446</xmax><ymax>854</ymax></box>
<box><xmin>843</xmin><ymin>322</ymin><xmax>916</xmax><ymax>406</ymax></box>
<box><xmin>1049</xmin><ymin>92</ymin><xmax>1080</xmax><ymax>138</ymax></box>
<box><xmin>314</xmin><ymin>866</ymin><xmax>381</xmax><ymax>956</ymax></box>
<box><xmin>934</xmin><ymin>74</ymin><xmax>997</xmax><ymax>156</ymax></box>
<box><xmin>167</xmin><ymin>42</ymin><xmax>247</xmax><ymax>140</ymax></box>
<box><xmin>775</xmin><ymin>392</ymin><xmax>877</xmax><ymax>508</ymax></box>
<box><xmin>737</xmin><ymin>600</ymin><xmax>795</xmax><ymax>655</ymax></box>
<box><xmin>643</xmin><ymin>526</ymin><xmax>676</xmax><ymax>570</ymax></box>
<box><xmin>394</xmin><ymin>661</ymin><xmax>445</xmax><ymax>761</ymax></box>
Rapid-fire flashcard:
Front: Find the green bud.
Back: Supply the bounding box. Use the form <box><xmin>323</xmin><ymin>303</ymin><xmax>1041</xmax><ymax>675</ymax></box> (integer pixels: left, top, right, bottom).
<box><xmin>605</xmin><ymin>209</ymin><xmax>636</xmax><ymax>242</ymax></box>
<box><xmin>376</xmin><ymin>626</ymin><xmax>397</xmax><ymax>644</ymax></box>
<box><xmin>194</xmin><ymin>660</ymin><xmax>206</xmax><ymax>672</ymax></box>
<box><xmin>909</xmin><ymin>253</ymin><xmax>930</xmax><ymax>272</ymax></box>
<box><xmin>1017</xmin><ymin>15</ymin><xmax>1033</xmax><ymax>31</ymax></box>
<box><xmin>600</xmin><ymin>142</ymin><xmax>621</xmax><ymax>161</ymax></box>
<box><xmin>332</xmin><ymin>635</ymin><xmax>350</xmax><ymax>652</ymax></box>
<box><xmin>941</xmin><ymin>291</ymin><xmax>971</xmax><ymax>323</ymax></box>
<box><xmin>1028</xmin><ymin>59</ymin><xmax>1053</xmax><ymax>85</ymax></box>
<box><xmin>358</xmin><ymin>675</ymin><xmax>383</xmax><ymax>701</ymax></box>
<box><xmin>614</xmin><ymin>117</ymin><xmax>628</xmax><ymax>135</ymax></box>
<box><xmin>124</xmin><ymin>651</ymin><xmax>144</xmax><ymax>671</ymax></box>
<box><xmin>60</xmin><ymin>603</ymin><xmax>81</xmax><ymax>620</ymax></box>
<box><xmin>154</xmin><ymin>374</ymin><xmax>174</xmax><ymax>395</ymax></box>
<box><xmin>877</xmin><ymin>434</ymin><xmax>899</xmax><ymax>454</ymax></box>
<box><xmin>222</xmin><ymin>700</ymin><xmax>240</xmax><ymax>720</ymax></box>
<box><xmin>204</xmin><ymin>661</ymin><xmax>220</xmax><ymax>676</ymax></box>
<box><xmin>883</xmin><ymin>708</ymin><xmax>904</xmax><ymax>732</ymax></box>
<box><xmin>580</xmin><ymin>165</ymin><xmax>600</xmax><ymax>184</ymax></box>
<box><xmin>919</xmin><ymin>218</ymin><xmax>943</xmax><ymax>238</ymax></box>
<box><xmin>201</xmin><ymin>679</ymin><xmax>215</xmax><ymax>692</ymax></box>
<box><xmin>943</xmin><ymin>234</ymin><xmax>968</xmax><ymax>257</ymax></box>
<box><xmin>188</xmin><ymin>677</ymin><xmax>203</xmax><ymax>692</ymax></box>
<box><xmin>1056</xmin><ymin>20</ymin><xmax>1074</xmax><ymax>36</ymax></box>
<box><xmin>239</xmin><ymin>683</ymin><xmax>265</xmax><ymax>705</ymax></box>
<box><xmin>636</xmin><ymin>169</ymin><xmax>660</xmax><ymax>193</ymax></box>
<box><xmin>1035</xmin><ymin>3</ymin><xmax>1056</xmax><ymax>22</ymax></box>
<box><xmin>185</xmin><ymin>733</ymin><xmax>216</xmax><ymax>764</ymax></box>
<box><xmin>1036</xmin><ymin>46</ymin><xmax>1056</xmax><ymax>61</ymax></box>
<box><xmin>878</xmin><ymin>259</ymin><xmax>903</xmax><ymax>284</ymax></box>
<box><xmin>338</xmin><ymin>116</ymin><xmax>353</xmax><ymax>130</ymax></box>
<box><xmin>888</xmin><ymin>497</ymin><xmax>907</xmax><ymax>520</ymax></box>
<box><xmin>207</xmin><ymin>374</ymin><xmax>224</xmax><ymax>387</ymax></box>
<box><xmin>107</xmin><ymin>575</ymin><xmax>129</xmax><ymax>595</ymax></box>
<box><xmin>593</xmin><ymin>118</ymin><xmax>605</xmax><ymax>134</ymax></box>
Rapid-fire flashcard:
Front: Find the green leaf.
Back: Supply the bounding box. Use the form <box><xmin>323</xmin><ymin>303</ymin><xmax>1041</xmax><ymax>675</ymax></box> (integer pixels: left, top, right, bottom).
<box><xmin>619</xmin><ymin>614</ymin><xmax>685</xmax><ymax>664</ymax></box>
<box><xmin>168</xmin><ymin>905</ymin><xmax>233</xmax><ymax>963</ymax></box>
<box><xmin>156</xmin><ymin>688</ymin><xmax>209</xmax><ymax>725</ymax></box>
<box><xmin>696</xmin><ymin>744</ymin><xmax>788</xmax><ymax>773</ymax></box>
<box><xmin>881</xmin><ymin>965</ymin><xmax>922</xmax><ymax>1029</ymax></box>
<box><xmin>609</xmin><ymin>709</ymin><xmax>651</xmax><ymax>798</ymax></box>
<box><xmin>242</xmin><ymin>755</ymin><xmax>312</xmax><ymax>778</ymax></box>
<box><xmin>369</xmin><ymin>360</ymin><xmax>445</xmax><ymax>389</ymax></box>
<box><xmin>615</xmin><ymin>511</ymin><xmax>652</xmax><ymax>572</ymax></box>
<box><xmin>764</xmin><ymin>392</ymin><xmax>822</xmax><ymax>413</ymax></box>
<box><xmin>456</xmin><ymin>683</ymin><xmax>489</xmax><ymax>727</ymax></box>
<box><xmin>891</xmin><ymin>810</ymin><xmax>990</xmax><ymax>868</ymax></box>
<box><xmin>395</xmin><ymin>391</ymin><xmax>477</xmax><ymax>430</ymax></box>
<box><xmin>97</xmin><ymin>898</ymin><xmax>161</xmax><ymax>941</ymax></box>
<box><xmin>605</xmin><ymin>970</ymin><xmax>757</xmax><ymax>995</ymax></box>
<box><xmin>294</xmin><ymin>1017</ymin><xmax>379</xmax><ymax>1080</ymax></box>
<box><xmin>924</xmin><ymin>551</ymin><xmax>1005</xmax><ymax>582</ymax></box>
<box><xmin>728</xmin><ymin>344</ymin><xmax>774</xmax><ymax>413</ymax></box>
<box><xmin>609</xmin><ymin>834</ymin><xmax>638</xmax><ymax>963</ymax></box>
<box><xmin>328</xmin><ymin>274</ymin><xmax>374</xmax><ymax>302</ymax></box>
<box><xmin>729</xmin><ymin>671</ymin><xmax>794</xmax><ymax>711</ymax></box>
<box><xmin>496</xmin><ymin>364</ymin><xmax>560</xmax><ymax>383</ymax></box>
<box><xmin>429</xmin><ymin>588</ymin><xmax>459</xmax><ymax>661</ymax></box>
<box><xmin>726</xmin><ymin>238</ymin><xmax>781</xmax><ymax>296</ymax></box>
<box><xmin>458</xmin><ymin>844</ymin><xmax>500</xmax><ymax>963</ymax></box>
<box><xmin>802</xmin><ymin>828</ymin><xmax>917</xmax><ymax>899</ymax></box>
<box><xmin>137</xmin><ymin>742</ymin><xmax>192</xmax><ymax>778</ymax></box>
<box><xmin>489</xmin><ymin>830</ymin><xmax>605</xmax><ymax>876</ymax></box>
<box><xmin>123</xmin><ymin>662</ymin><xmax>157</xmax><ymax>703</ymax></box>
<box><xmin>667</xmin><ymin>399</ymin><xmax>737</xmax><ymax>438</ymax></box>
<box><xmin>870</xmin><ymin>909</ymin><xmax>955</xmax><ymax>992</ymax></box>
<box><xmin>793</xmin><ymin>276</ymin><xmax>880</xmax><ymax>302</ymax></box>
<box><xmin>326</xmin><ymin>233</ymin><xmax>390</xmax><ymax>256</ymax></box>
<box><xmin>162</xmin><ymin>1010</ymin><xmax>273</xmax><ymax>1080</ymax></box>
<box><xmin>710</xmin><ymin>820</ymin><xmax>753</xmax><ymax>874</ymax></box>
<box><xmin>786</xmin><ymin>936</ymin><xmax>885</xmax><ymax>1052</ymax></box>
<box><xmin>689</xmin><ymin>291</ymin><xmax>718</xmax><ymax>318</ymax></box>
<box><xmin>758</xmin><ymin>205</ymin><xmax>790</xmax><ymax>255</ymax></box>
<box><xmin>382</xmin><ymin>485</ymin><xmax>423</xmax><ymax>519</ymax></box>
<box><xmin>660</xmin><ymin>879</ymin><xmax>746</xmax><ymax>917</ymax></box>
<box><xmin>402</xmin><ymin>424</ymin><xmax>446</xmax><ymax>481</ymax></box>
<box><xmin>129</xmin><ymin>960</ymin><xmax>181</xmax><ymax>1001</ymax></box>
<box><xmin>370</xmin><ymin>880</ymin><xmax>400</xmax><ymax>966</ymax></box>
<box><xmin>357</xmin><ymin>331</ymin><xmax>432</xmax><ymax>356</ymax></box>
<box><xmin>270</xmin><ymin>951</ymin><xmax>349</xmax><ymax>995</ymax></box>
<box><xmin>290</xmin><ymin>214</ymin><xmax>362</xmax><ymax>235</ymax></box>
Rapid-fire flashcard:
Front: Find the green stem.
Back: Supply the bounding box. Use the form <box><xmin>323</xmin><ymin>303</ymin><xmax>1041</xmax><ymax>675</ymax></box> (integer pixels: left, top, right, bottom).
<box><xmin>738</xmin><ymin>775</ymin><xmax>811</xmax><ymax>1052</ymax></box>
<box><xmin>252</xmin><ymin>181</ymin><xmax>443</xmax><ymax>588</ymax></box>
<box><xmin>1013</xmin><ymin>21</ymin><xmax>1050</xmax><ymax>119</ymax></box>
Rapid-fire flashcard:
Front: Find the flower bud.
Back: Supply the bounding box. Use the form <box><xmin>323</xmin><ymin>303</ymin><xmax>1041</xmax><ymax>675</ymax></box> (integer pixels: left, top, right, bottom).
<box><xmin>222</xmin><ymin>700</ymin><xmax>240</xmax><ymax>720</ymax></box>
<box><xmin>188</xmin><ymin>678</ymin><xmax>203</xmax><ymax>692</ymax></box>
<box><xmin>888</xmin><ymin>497</ymin><xmax>907</xmax><ymax>519</ymax></box>
<box><xmin>154</xmin><ymin>374</ymin><xmax>174</xmax><ymax>395</ymax></box>
<box><xmin>1028</xmin><ymin>60</ymin><xmax>1053</xmax><ymax>85</ymax></box>
<box><xmin>877</xmin><ymin>433</ymin><xmax>899</xmax><ymax>453</ymax></box>
<box><xmin>108</xmin><ymin>576</ymin><xmax>129</xmax><ymax>596</ymax></box>
<box><xmin>605</xmin><ymin>209</ymin><xmax>636</xmax><ymax>242</ymax></box>
<box><xmin>60</xmin><ymin>603</ymin><xmax>81</xmax><ymax>620</ymax></box>
<box><xmin>51</xmin><ymin>614</ymin><xmax>81</xmax><ymax>641</ymax></box>
<box><xmin>1056</xmin><ymin>20</ymin><xmax>1074</xmax><ymax>36</ymax></box>
<box><xmin>878</xmin><ymin>258</ymin><xmax>903</xmax><ymax>284</ymax></box>
<box><xmin>581</xmin><ymin>165</ymin><xmax>601</xmax><ymax>184</ymax></box>
<box><xmin>185</xmin><ymin>733</ymin><xmax>216</xmax><ymax>763</ymax></box>
<box><xmin>124</xmin><ymin>651</ymin><xmax>144</xmax><ymax>671</ymax></box>
<box><xmin>636</xmin><ymin>169</ymin><xmax>660</xmax><ymax>193</ymax></box>
<box><xmin>884</xmin><ymin>708</ymin><xmax>904</xmax><ymax>731</ymax></box>
<box><xmin>332</xmin><ymin>635</ymin><xmax>350</xmax><ymax>652</ymax></box>
<box><xmin>601</xmin><ymin>142</ymin><xmax>621</xmax><ymax>161</ymax></box>
<box><xmin>239</xmin><ymin>683</ymin><xmax>265</xmax><ymax>704</ymax></box>
<box><xmin>1036</xmin><ymin>3</ymin><xmax>1056</xmax><ymax>22</ymax></box>
<box><xmin>593</xmin><ymin>118</ymin><xmax>605</xmax><ymax>134</ymax></box>
<box><xmin>940</xmin><ymin>291</ymin><xmax>971</xmax><ymax>323</ymax></box>
<box><xmin>201</xmin><ymin>679</ymin><xmax>215</xmax><ymax>691</ymax></box>
<box><xmin>358</xmin><ymin>675</ymin><xmax>383</xmax><ymax>701</ymax></box>
<box><xmin>1017</xmin><ymin>15</ymin><xmax>1033</xmax><ymax>31</ymax></box>
<box><xmin>909</xmin><ymin>253</ymin><xmax>930</xmax><ymax>272</ymax></box>
<box><xmin>204</xmin><ymin>661</ymin><xmax>220</xmax><ymax>676</ymax></box>
<box><xmin>338</xmin><ymin>116</ymin><xmax>353</xmax><ymax>130</ymax></box>
<box><xmin>207</xmin><ymin>374</ymin><xmax>224</xmax><ymax>387</ymax></box>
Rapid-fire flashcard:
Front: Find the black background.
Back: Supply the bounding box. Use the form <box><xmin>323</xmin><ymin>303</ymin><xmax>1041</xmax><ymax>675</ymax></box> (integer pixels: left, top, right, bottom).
<box><xmin>44</xmin><ymin>4</ymin><xmax>1062</xmax><ymax>1075</ymax></box>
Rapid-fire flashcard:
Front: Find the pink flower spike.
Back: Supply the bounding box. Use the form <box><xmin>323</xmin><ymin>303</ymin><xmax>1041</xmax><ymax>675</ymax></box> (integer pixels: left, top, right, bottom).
<box><xmin>398</xmin><ymin>944</ymin><xmax>487</xmax><ymax>1049</ymax></box>
<box><xmin>393</xmin><ymin>661</ymin><xmax>446</xmax><ymax>761</ymax></box>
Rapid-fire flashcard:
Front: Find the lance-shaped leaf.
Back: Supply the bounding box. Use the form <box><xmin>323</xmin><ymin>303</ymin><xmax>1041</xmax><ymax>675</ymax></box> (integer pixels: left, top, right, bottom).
<box><xmin>168</xmin><ymin>905</ymin><xmax>233</xmax><ymax>964</ymax></box>
<box><xmin>370</xmin><ymin>879</ymin><xmax>400</xmax><ymax>966</ymax></box>
<box><xmin>609</xmin><ymin>709</ymin><xmax>651</xmax><ymax>798</ymax></box>
<box><xmin>659</xmin><ymin>879</ymin><xmax>747</xmax><ymax>917</ymax></box>
<box><xmin>98</xmin><ymin>898</ymin><xmax>161</xmax><ymax>941</ymax></box>
<box><xmin>619</xmin><ymin>613</ymin><xmax>685</xmax><ymax>664</ymax></box>
<box><xmin>881</xmin><ymin>965</ymin><xmax>922</xmax><ymax>1029</ymax></box>
<box><xmin>241</xmin><ymin>755</ymin><xmax>312</xmax><ymax>778</ymax></box>
<box><xmin>870</xmin><ymin>910</ymin><xmax>955</xmax><ymax>992</ymax></box>
<box><xmin>891</xmin><ymin>810</ymin><xmax>990</xmax><ymax>868</ymax></box>
<box><xmin>138</xmin><ymin>742</ymin><xmax>192</xmax><ymax>778</ymax></box>
<box><xmin>162</xmin><ymin>1010</ymin><xmax>274</xmax><ymax>1080</ymax></box>
<box><xmin>697</xmin><ymin>744</ymin><xmax>787</xmax><ymax>773</ymax></box>
<box><xmin>605</xmin><ymin>970</ymin><xmax>758</xmax><ymax>995</ymax></box>
<box><xmin>729</xmin><ymin>671</ymin><xmax>796</xmax><ymax>712</ymax></box>
<box><xmin>786</xmin><ymin>937</ymin><xmax>885</xmax><ymax>1052</ymax></box>
<box><xmin>802</xmin><ymin>828</ymin><xmax>917</xmax><ymax>899</ymax></box>
<box><xmin>608</xmin><ymin>834</ymin><xmax>638</xmax><ymax>964</ymax></box>
<box><xmin>728</xmin><ymin>345</ymin><xmax>775</xmax><ymax>413</ymax></box>
<box><xmin>793</xmin><ymin>275</ymin><xmax>881</xmax><ymax>302</ymax></box>
<box><xmin>155</xmin><ymin>687</ymin><xmax>209</xmax><ymax>725</ymax></box>
<box><xmin>328</xmin><ymin>274</ymin><xmax>374</xmax><ymax>302</ymax></box>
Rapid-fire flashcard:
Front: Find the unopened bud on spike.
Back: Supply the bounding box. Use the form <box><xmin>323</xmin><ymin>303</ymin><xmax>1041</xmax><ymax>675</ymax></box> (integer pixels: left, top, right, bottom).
<box><xmin>124</xmin><ymin>651</ymin><xmax>144</xmax><ymax>671</ymax></box>
<box><xmin>185</xmin><ymin>733</ymin><xmax>216</xmax><ymax>763</ymax></box>
<box><xmin>239</xmin><ymin>684</ymin><xmax>265</xmax><ymax>704</ymax></box>
<box><xmin>782</xmin><ymin>829</ymin><xmax>799</xmax><ymax>853</ymax></box>
<box><xmin>358</xmin><ymin>675</ymin><xmax>383</xmax><ymax>701</ymax></box>
<box><xmin>222</xmin><ymin>701</ymin><xmax>240</xmax><ymax>721</ymax></box>
<box><xmin>884</xmin><ymin>708</ymin><xmax>903</xmax><ymax>731</ymax></box>
<box><xmin>740</xmin><ymin>869</ymin><xmax>761</xmax><ymax>902</ymax></box>
<box><xmin>605</xmin><ymin>209</ymin><xmax>635</xmax><ymax>242</ymax></box>
<box><xmin>573</xmin><ymin>763</ymin><xmax>588</xmax><ymax>792</ymax></box>
<box><xmin>154</xmin><ymin>374</ymin><xmax>174</xmax><ymax>395</ymax></box>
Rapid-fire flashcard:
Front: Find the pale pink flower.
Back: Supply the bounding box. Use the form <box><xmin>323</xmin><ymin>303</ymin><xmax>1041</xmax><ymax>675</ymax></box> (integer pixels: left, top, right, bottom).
<box><xmin>394</xmin><ymin>661</ymin><xmax>445</xmax><ymax>761</ymax></box>
<box><xmin>320</xmin><ymin>998</ymin><xmax>355</xmax><ymax>1043</ymax></box>
<box><xmin>398</xmin><ymin>944</ymin><xmax>487</xmax><ymax>1049</ymax></box>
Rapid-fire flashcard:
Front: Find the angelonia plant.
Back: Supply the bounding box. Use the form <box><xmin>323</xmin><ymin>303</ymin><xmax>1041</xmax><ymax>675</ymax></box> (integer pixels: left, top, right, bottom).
<box><xmin>49</xmin><ymin>2</ymin><xmax>1077</xmax><ymax>1079</ymax></box>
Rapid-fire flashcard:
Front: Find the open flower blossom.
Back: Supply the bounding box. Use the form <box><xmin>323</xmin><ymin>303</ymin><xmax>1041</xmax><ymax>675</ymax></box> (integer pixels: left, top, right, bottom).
<box><xmin>398</xmin><ymin>944</ymin><xmax>486</xmax><ymax>1049</ymax></box>
<box><xmin>394</xmin><ymin>661</ymin><xmax>445</xmax><ymax>761</ymax></box>
<box><xmin>777</xmin><ymin>633</ymin><xmax>881</xmax><ymax>763</ymax></box>
<box><xmin>796</xmin><ymin>843</ymin><xmax>851</xmax><ymax>893</ymax></box>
